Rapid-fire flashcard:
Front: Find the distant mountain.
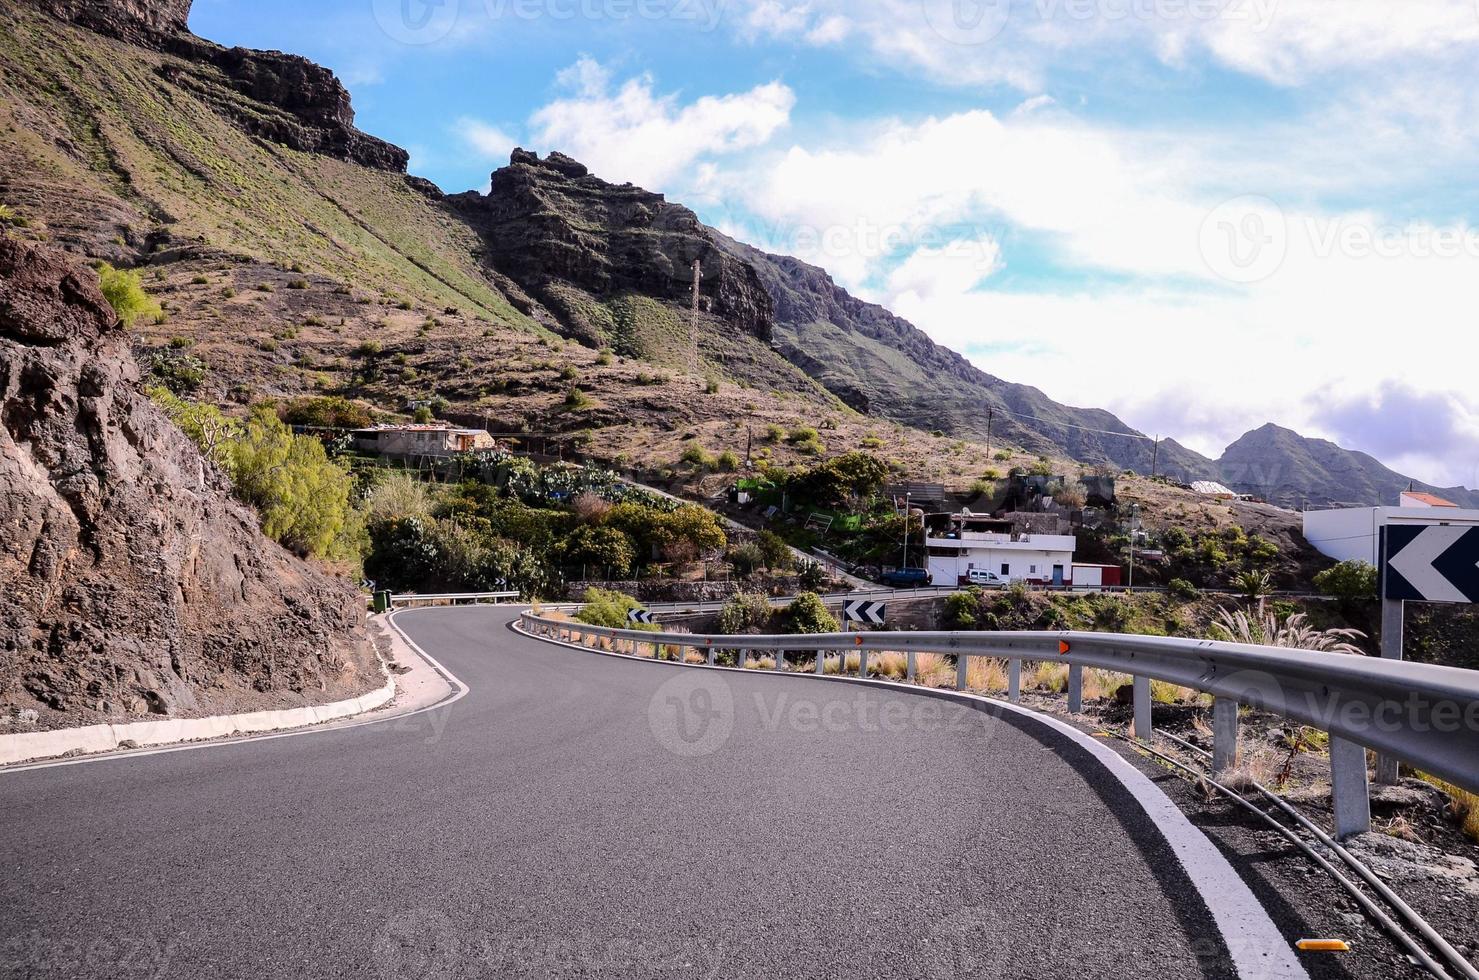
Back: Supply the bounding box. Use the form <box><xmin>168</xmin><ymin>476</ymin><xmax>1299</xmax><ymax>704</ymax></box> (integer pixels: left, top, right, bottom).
<box><xmin>1217</xmin><ymin>424</ymin><xmax>1479</xmax><ymax>509</ymax></box>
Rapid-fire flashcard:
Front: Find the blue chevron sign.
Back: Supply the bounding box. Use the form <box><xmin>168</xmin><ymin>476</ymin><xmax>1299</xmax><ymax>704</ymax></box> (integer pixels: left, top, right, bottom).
<box><xmin>1382</xmin><ymin>524</ymin><xmax>1479</xmax><ymax>604</ymax></box>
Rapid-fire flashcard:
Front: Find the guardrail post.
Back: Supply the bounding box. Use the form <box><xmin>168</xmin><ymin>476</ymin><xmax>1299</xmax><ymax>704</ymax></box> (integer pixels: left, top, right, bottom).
<box><xmin>956</xmin><ymin>654</ymin><xmax>968</xmax><ymax>691</ymax></box>
<box><xmin>1008</xmin><ymin>660</ymin><xmax>1021</xmax><ymax>703</ymax></box>
<box><xmin>858</xmin><ymin>648</ymin><xmax>869</xmax><ymax>679</ymax></box>
<box><xmin>1329</xmin><ymin>736</ymin><xmax>1371</xmax><ymax>838</ymax></box>
<box><xmin>1067</xmin><ymin>665</ymin><xmax>1083</xmax><ymax>714</ymax></box>
<box><xmin>1212</xmin><ymin>698</ymin><xmax>1238</xmax><ymax>775</ymax></box>
<box><xmin>739</xmin><ymin>649</ymin><xmax>749</xmax><ymax>671</ymax></box>
<box><xmin>906</xmin><ymin>652</ymin><xmax>917</xmax><ymax>683</ymax></box>
<box><xmin>773</xmin><ymin>650</ymin><xmax>785</xmax><ymax>672</ymax></box>
<box><xmin>1375</xmin><ymin>598</ymin><xmax>1404</xmax><ymax>786</ymax></box>
<box><xmin>706</xmin><ymin>646</ymin><xmax>715</xmax><ymax>667</ymax></box>
<box><xmin>1133</xmin><ymin>676</ymin><xmax>1152</xmax><ymax>740</ymax></box>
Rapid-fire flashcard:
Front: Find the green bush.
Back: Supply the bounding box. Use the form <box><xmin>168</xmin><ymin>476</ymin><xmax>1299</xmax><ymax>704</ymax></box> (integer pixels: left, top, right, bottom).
<box><xmin>727</xmin><ymin>542</ymin><xmax>765</xmax><ymax>578</ymax></box>
<box><xmin>680</xmin><ymin>444</ymin><xmax>715</xmax><ymax>468</ymax></box>
<box><xmin>782</xmin><ymin>592</ymin><xmax>839</xmax><ymax>634</ymax></box>
<box><xmin>786</xmin><ymin>426</ymin><xmax>819</xmax><ymax>444</ymax></box>
<box><xmin>1314</xmin><ymin>560</ymin><xmax>1378</xmax><ymax>601</ymax></box>
<box><xmin>757</xmin><ymin>531</ymin><xmax>792</xmax><ymax>571</ymax></box>
<box><xmin>564</xmin><ymin>387</ymin><xmax>593</xmax><ymax>411</ymax></box>
<box><xmin>97</xmin><ymin>262</ymin><xmax>162</xmax><ymax>327</ymax></box>
<box><xmin>279</xmin><ymin>396</ymin><xmax>372</xmax><ymax>429</ymax></box>
<box><xmin>797</xmin><ymin>561</ymin><xmax>826</xmax><ymax>591</ymax></box>
<box><xmin>944</xmin><ymin>590</ymin><xmax>980</xmax><ymax>628</ymax></box>
<box><xmin>764</xmin><ymin>424</ymin><xmax>785</xmax><ymax>442</ymax></box>
<box><xmin>716</xmin><ymin>451</ymin><xmax>740</xmax><ymax>472</ymax></box>
<box><xmin>558</xmin><ymin>525</ymin><xmax>636</xmax><ymax>576</ymax></box>
<box><xmin>576</xmin><ymin>588</ymin><xmax>656</xmax><ymax>631</ymax></box>
<box><xmin>717</xmin><ymin>593</ymin><xmax>775</xmax><ymax>634</ymax></box>
<box><xmin>355</xmin><ymin>340</ymin><xmax>382</xmax><ymax>357</ymax></box>
<box><xmin>227</xmin><ymin>406</ymin><xmax>362</xmax><ymax>560</ymax></box>
<box><xmin>1168</xmin><ymin>578</ymin><xmax>1200</xmax><ymax>599</ymax></box>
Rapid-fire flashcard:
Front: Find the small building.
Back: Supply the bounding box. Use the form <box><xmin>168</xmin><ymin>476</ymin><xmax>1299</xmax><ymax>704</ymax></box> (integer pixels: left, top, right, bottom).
<box><xmin>1071</xmin><ymin>563</ymin><xmax>1123</xmax><ymax>590</ymax></box>
<box><xmin>925</xmin><ymin>511</ymin><xmax>1077</xmax><ymax>587</ymax></box>
<box><xmin>351</xmin><ymin>424</ymin><xmax>497</xmax><ymax>460</ymax></box>
<box><xmin>1191</xmin><ymin>481</ymin><xmax>1237</xmax><ymax>500</ymax></box>
<box><xmin>1304</xmin><ymin>501</ymin><xmax>1479</xmax><ymax>565</ymax></box>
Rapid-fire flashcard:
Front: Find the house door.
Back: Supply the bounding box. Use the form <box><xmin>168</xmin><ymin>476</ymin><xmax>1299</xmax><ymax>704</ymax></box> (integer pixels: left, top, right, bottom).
<box><xmin>1052</xmin><ymin>565</ymin><xmax>1065</xmax><ymax>587</ymax></box>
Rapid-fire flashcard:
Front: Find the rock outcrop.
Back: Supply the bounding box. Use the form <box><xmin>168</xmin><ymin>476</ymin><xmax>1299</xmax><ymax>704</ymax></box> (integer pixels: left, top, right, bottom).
<box><xmin>0</xmin><ymin>238</ymin><xmax>377</xmax><ymax>728</ymax></box>
<box><xmin>451</xmin><ymin>150</ymin><xmax>774</xmax><ymax>346</ymax></box>
<box><xmin>32</xmin><ymin>0</ymin><xmax>409</xmax><ymax>172</ymax></box>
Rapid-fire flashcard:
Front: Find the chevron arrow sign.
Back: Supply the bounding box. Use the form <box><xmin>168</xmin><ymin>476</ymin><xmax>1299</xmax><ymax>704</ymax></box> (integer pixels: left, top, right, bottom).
<box><xmin>843</xmin><ymin>600</ymin><xmax>886</xmax><ymax>625</ymax></box>
<box><xmin>627</xmin><ymin>609</ymin><xmax>655</xmax><ymax>625</ymax></box>
<box><xmin>1382</xmin><ymin>524</ymin><xmax>1479</xmax><ymax>604</ymax></box>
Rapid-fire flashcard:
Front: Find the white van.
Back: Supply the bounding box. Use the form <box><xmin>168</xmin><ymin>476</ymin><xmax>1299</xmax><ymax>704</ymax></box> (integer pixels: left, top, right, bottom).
<box><xmin>967</xmin><ymin>568</ymin><xmax>1008</xmax><ymax>586</ymax></box>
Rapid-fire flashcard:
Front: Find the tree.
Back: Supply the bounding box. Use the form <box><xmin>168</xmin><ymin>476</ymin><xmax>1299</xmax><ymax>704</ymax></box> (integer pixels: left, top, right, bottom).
<box><xmin>717</xmin><ymin>593</ymin><xmax>774</xmax><ymax>634</ymax></box>
<box><xmin>1314</xmin><ymin>560</ymin><xmax>1378</xmax><ymax>601</ymax></box>
<box><xmin>280</xmin><ymin>396</ymin><xmax>372</xmax><ymax>429</ymax></box>
<box><xmin>228</xmin><ymin>406</ymin><xmax>360</xmax><ymax>560</ymax></box>
<box><xmin>783</xmin><ymin>592</ymin><xmax>839</xmax><ymax>634</ymax></box>
<box><xmin>97</xmin><ymin>262</ymin><xmax>162</xmax><ymax>328</ymax></box>
<box><xmin>149</xmin><ymin>387</ymin><xmax>239</xmax><ymax>467</ymax></box>
<box><xmin>797</xmin><ymin>561</ymin><xmax>826</xmax><ymax>591</ymax></box>
<box><xmin>756</xmin><ymin>531</ymin><xmax>792</xmax><ymax>571</ymax></box>
<box><xmin>558</xmin><ymin>525</ymin><xmax>636</xmax><ymax>577</ymax></box>
<box><xmin>789</xmin><ymin>452</ymin><xmax>890</xmax><ymax>508</ymax></box>
<box><xmin>576</xmin><ymin>588</ymin><xmax>656</xmax><ymax>631</ymax></box>
<box><xmin>944</xmin><ymin>590</ymin><xmax>980</xmax><ymax>629</ymax></box>
<box><xmin>365</xmin><ymin>516</ymin><xmax>442</xmax><ymax>589</ymax></box>
<box><xmin>654</xmin><ymin>505</ymin><xmax>727</xmax><ymax>557</ymax></box>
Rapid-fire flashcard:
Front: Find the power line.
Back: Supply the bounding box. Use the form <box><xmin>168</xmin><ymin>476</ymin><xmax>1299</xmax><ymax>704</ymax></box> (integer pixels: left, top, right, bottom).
<box><xmin>992</xmin><ymin>406</ymin><xmax>1160</xmax><ymax>443</ymax></box>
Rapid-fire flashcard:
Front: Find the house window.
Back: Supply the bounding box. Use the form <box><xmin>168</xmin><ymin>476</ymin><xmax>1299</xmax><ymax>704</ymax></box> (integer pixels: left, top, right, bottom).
<box><xmin>1030</xmin><ymin>565</ymin><xmax>1038</xmax><ymax>574</ymax></box>
<box><xmin>1000</xmin><ymin>564</ymin><xmax>1010</xmax><ymax>576</ymax></box>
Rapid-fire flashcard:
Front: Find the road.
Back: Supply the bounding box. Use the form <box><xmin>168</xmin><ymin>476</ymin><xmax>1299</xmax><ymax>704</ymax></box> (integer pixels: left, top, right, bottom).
<box><xmin>2</xmin><ymin>607</ymin><xmax>1266</xmax><ymax>979</ymax></box>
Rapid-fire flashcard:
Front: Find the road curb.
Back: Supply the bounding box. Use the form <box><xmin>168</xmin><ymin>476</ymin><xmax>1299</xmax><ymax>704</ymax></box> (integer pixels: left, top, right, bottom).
<box><xmin>0</xmin><ymin>669</ymin><xmax>395</xmax><ymax>768</ymax></box>
<box><xmin>514</xmin><ymin>619</ymin><xmax>1310</xmax><ymax>980</ymax></box>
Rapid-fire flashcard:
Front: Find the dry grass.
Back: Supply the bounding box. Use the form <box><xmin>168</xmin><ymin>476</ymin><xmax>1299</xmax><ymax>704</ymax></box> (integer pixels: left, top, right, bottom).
<box><xmin>1419</xmin><ymin>774</ymin><xmax>1479</xmax><ymax>842</ymax></box>
<box><xmin>1151</xmin><ymin>679</ymin><xmax>1210</xmax><ymax>706</ymax></box>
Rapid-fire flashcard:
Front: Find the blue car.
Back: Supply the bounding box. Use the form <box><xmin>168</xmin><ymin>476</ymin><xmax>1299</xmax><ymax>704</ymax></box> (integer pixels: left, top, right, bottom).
<box><xmin>881</xmin><ymin>567</ymin><xmax>932</xmax><ymax>587</ymax></box>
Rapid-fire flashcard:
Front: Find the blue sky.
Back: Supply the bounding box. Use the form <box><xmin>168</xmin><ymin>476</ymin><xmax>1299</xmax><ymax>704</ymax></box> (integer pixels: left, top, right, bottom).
<box><xmin>190</xmin><ymin>0</ymin><xmax>1479</xmax><ymax>488</ymax></box>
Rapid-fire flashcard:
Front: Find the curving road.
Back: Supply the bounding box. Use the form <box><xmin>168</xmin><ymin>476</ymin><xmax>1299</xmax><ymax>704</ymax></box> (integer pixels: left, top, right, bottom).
<box><xmin>2</xmin><ymin>607</ymin><xmax>1288</xmax><ymax>979</ymax></box>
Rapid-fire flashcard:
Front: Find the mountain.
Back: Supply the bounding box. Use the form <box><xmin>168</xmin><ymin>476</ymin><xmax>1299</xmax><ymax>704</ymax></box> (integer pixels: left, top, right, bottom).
<box><xmin>0</xmin><ymin>235</ymin><xmax>378</xmax><ymax>729</ymax></box>
<box><xmin>1217</xmin><ymin>424</ymin><xmax>1479</xmax><ymax>510</ymax></box>
<box><xmin>0</xmin><ymin>0</ymin><xmax>1465</xmax><ymax>509</ymax></box>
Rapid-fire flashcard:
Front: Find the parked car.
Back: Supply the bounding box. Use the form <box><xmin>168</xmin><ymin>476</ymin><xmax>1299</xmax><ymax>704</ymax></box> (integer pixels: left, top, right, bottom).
<box><xmin>967</xmin><ymin>568</ymin><xmax>1008</xmax><ymax>587</ymax></box>
<box><xmin>881</xmin><ymin>567</ymin><xmax>932</xmax><ymax>587</ymax></box>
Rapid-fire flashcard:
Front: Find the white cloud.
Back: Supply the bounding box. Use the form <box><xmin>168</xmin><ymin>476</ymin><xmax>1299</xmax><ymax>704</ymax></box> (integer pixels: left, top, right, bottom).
<box><xmin>527</xmin><ymin>59</ymin><xmax>795</xmax><ymax>190</ymax></box>
<box><xmin>456</xmin><ymin>118</ymin><xmax>519</xmax><ymax>160</ymax></box>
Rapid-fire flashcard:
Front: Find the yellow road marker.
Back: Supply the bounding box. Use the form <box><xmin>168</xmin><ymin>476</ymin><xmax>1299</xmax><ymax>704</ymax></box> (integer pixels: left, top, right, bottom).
<box><xmin>1296</xmin><ymin>940</ymin><xmax>1350</xmax><ymax>953</ymax></box>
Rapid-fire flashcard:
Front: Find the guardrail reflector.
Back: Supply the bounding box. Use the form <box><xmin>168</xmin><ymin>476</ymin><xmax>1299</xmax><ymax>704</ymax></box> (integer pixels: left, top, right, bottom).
<box><xmin>855</xmin><ymin>636</ymin><xmax>864</xmax><ymax>646</ymax></box>
<box><xmin>1059</xmin><ymin>640</ymin><xmax>1071</xmax><ymax>655</ymax></box>
<box><xmin>1296</xmin><ymin>940</ymin><xmax>1349</xmax><ymax>953</ymax></box>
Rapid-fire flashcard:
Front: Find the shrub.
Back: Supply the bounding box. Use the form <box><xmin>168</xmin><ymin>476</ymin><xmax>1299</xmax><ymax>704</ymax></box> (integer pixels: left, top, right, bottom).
<box><xmin>560</xmin><ymin>365</ymin><xmax>579</xmax><ymax>381</ymax></box>
<box><xmin>558</xmin><ymin>525</ymin><xmax>636</xmax><ymax>576</ymax></box>
<box><xmin>717</xmin><ymin>593</ymin><xmax>775</xmax><ymax>634</ymax></box>
<box><xmin>764</xmin><ymin>424</ymin><xmax>786</xmax><ymax>442</ymax></box>
<box><xmin>256</xmin><ymin>283</ymin><xmax>274</xmax><ymax>293</ymax></box>
<box><xmin>1168</xmin><ymin>578</ymin><xmax>1200</xmax><ymax>600</ymax></box>
<box><xmin>1233</xmin><ymin>569</ymin><xmax>1273</xmax><ymax>601</ymax></box>
<box><xmin>413</xmin><ymin>405</ymin><xmax>434</xmax><ymax>423</ymax></box>
<box><xmin>97</xmin><ymin>262</ymin><xmax>162</xmax><ymax>327</ymax></box>
<box><xmin>861</xmin><ymin>435</ymin><xmax>883</xmax><ymax>449</ymax></box>
<box><xmin>364</xmin><ymin>516</ymin><xmax>443</xmax><ymax>588</ymax></box>
<box><xmin>727</xmin><ymin>542</ymin><xmax>765</xmax><ymax>578</ymax></box>
<box><xmin>716</xmin><ymin>450</ymin><xmax>740</xmax><ymax>472</ymax></box>
<box><xmin>147</xmin><ymin>350</ymin><xmax>207</xmax><ymax>394</ymax></box>
<box><xmin>190</xmin><ymin>275</ymin><xmax>210</xmax><ymax>285</ymax></box>
<box><xmin>783</xmin><ymin>592</ymin><xmax>839</xmax><ymax>634</ymax></box>
<box><xmin>287</xmin><ymin>279</ymin><xmax>308</xmax><ymax>290</ymax></box>
<box><xmin>704</xmin><ymin>376</ymin><xmax>720</xmax><ymax>395</ymax></box>
<box><xmin>227</xmin><ymin>406</ymin><xmax>362</xmax><ymax>560</ymax></box>
<box><xmin>1314</xmin><ymin>560</ymin><xmax>1377</xmax><ymax>601</ymax></box>
<box><xmin>595</xmin><ymin>350</ymin><xmax>614</xmax><ymax>366</ymax></box>
<box><xmin>280</xmin><ymin>396</ymin><xmax>372</xmax><ymax>429</ymax></box>
<box><xmin>680</xmin><ymin>444</ymin><xmax>715</xmax><ymax>468</ymax></box>
<box><xmin>944</xmin><ymin>590</ymin><xmax>981</xmax><ymax>628</ymax></box>
<box><xmin>149</xmin><ymin>387</ymin><xmax>238</xmax><ymax>467</ymax></box>
<box><xmin>576</xmin><ymin>588</ymin><xmax>656</xmax><ymax>631</ymax></box>
<box><xmin>355</xmin><ymin>340</ymin><xmax>382</xmax><ymax>357</ymax></box>
<box><xmin>564</xmin><ymin>388</ymin><xmax>593</xmax><ymax>411</ymax></box>
<box><xmin>786</xmin><ymin>426</ymin><xmax>819</xmax><ymax>445</ymax></box>
<box><xmin>221</xmin><ymin>286</ymin><xmax>238</xmax><ymax>299</ymax></box>
<box><xmin>757</xmin><ymin>531</ymin><xmax>792</xmax><ymax>571</ymax></box>
<box><xmin>797</xmin><ymin>561</ymin><xmax>826</xmax><ymax>591</ymax></box>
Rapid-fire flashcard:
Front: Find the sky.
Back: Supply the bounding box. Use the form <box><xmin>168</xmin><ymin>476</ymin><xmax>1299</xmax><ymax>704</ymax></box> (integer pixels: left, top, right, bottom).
<box><xmin>190</xmin><ymin>0</ymin><xmax>1479</xmax><ymax>489</ymax></box>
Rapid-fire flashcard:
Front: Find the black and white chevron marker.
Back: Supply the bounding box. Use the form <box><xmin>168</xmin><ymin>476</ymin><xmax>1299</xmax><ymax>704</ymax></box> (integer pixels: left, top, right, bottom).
<box><xmin>627</xmin><ymin>609</ymin><xmax>655</xmax><ymax>625</ymax></box>
<box><xmin>843</xmin><ymin>600</ymin><xmax>886</xmax><ymax>625</ymax></box>
<box><xmin>1383</xmin><ymin>524</ymin><xmax>1479</xmax><ymax>604</ymax></box>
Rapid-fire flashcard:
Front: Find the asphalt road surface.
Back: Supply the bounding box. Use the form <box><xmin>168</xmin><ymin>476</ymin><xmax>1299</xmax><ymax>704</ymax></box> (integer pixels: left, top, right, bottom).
<box><xmin>3</xmin><ymin>607</ymin><xmax>1253</xmax><ymax>979</ymax></box>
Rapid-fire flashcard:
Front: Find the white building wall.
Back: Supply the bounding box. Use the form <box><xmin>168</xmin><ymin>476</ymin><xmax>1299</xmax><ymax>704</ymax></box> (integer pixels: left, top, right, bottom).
<box><xmin>1303</xmin><ymin>506</ymin><xmax>1479</xmax><ymax>565</ymax></box>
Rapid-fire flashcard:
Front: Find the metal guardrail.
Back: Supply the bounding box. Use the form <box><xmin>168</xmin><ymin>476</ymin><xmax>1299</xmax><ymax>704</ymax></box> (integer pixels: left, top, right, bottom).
<box><xmin>518</xmin><ymin>611</ymin><xmax>1479</xmax><ymax>839</ymax></box>
<box><xmin>389</xmin><ymin>592</ymin><xmax>520</xmax><ymax>608</ymax></box>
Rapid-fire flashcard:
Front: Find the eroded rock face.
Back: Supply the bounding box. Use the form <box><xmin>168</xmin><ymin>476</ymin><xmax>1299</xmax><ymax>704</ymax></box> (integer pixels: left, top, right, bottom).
<box><xmin>33</xmin><ymin>0</ymin><xmax>409</xmax><ymax>172</ymax></box>
<box><xmin>452</xmin><ymin>149</ymin><xmax>775</xmax><ymax>346</ymax></box>
<box><xmin>0</xmin><ymin>238</ymin><xmax>375</xmax><ymax>727</ymax></box>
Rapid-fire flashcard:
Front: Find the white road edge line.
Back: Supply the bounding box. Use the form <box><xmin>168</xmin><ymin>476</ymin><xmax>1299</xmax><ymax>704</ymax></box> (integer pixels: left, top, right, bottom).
<box><xmin>1</xmin><ymin>610</ymin><xmax>469</xmax><ymax>775</ymax></box>
<box><xmin>515</xmin><ymin>619</ymin><xmax>1310</xmax><ymax>980</ymax></box>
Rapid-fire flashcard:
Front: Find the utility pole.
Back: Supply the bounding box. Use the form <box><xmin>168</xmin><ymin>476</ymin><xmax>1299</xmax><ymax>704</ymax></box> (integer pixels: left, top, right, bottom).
<box><xmin>1151</xmin><ymin>437</ymin><xmax>1160</xmax><ymax>480</ymax></box>
<box><xmin>985</xmin><ymin>409</ymin><xmax>994</xmax><ymax>457</ymax></box>
<box><xmin>901</xmin><ymin>492</ymin><xmax>912</xmax><ymax>570</ymax></box>
<box><xmin>689</xmin><ymin>258</ymin><xmax>702</xmax><ymax>378</ymax></box>
<box><xmin>1127</xmin><ymin>502</ymin><xmax>1138</xmax><ymax>590</ymax></box>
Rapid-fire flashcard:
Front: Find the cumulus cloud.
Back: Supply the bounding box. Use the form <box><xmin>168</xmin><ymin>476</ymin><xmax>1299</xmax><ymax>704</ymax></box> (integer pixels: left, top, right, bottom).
<box><xmin>457</xmin><ymin>118</ymin><xmax>519</xmax><ymax>160</ymax></box>
<box><xmin>527</xmin><ymin>56</ymin><xmax>795</xmax><ymax>190</ymax></box>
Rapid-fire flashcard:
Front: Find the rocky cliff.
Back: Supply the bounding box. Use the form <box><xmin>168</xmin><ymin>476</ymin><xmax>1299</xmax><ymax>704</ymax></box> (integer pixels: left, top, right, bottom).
<box><xmin>451</xmin><ymin>150</ymin><xmax>774</xmax><ymax>347</ymax></box>
<box><xmin>0</xmin><ymin>237</ymin><xmax>378</xmax><ymax>729</ymax></box>
<box><xmin>25</xmin><ymin>0</ymin><xmax>408</xmax><ymax>171</ymax></box>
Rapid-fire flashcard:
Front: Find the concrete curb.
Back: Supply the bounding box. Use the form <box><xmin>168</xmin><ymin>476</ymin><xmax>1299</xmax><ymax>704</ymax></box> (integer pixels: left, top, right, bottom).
<box><xmin>0</xmin><ymin>673</ymin><xmax>395</xmax><ymax>767</ymax></box>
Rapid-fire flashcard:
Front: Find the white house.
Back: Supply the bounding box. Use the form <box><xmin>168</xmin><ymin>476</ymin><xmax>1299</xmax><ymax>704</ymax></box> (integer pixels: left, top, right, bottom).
<box><xmin>925</xmin><ymin>513</ymin><xmax>1076</xmax><ymax>587</ymax></box>
<box><xmin>1303</xmin><ymin>503</ymin><xmax>1479</xmax><ymax>565</ymax></box>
